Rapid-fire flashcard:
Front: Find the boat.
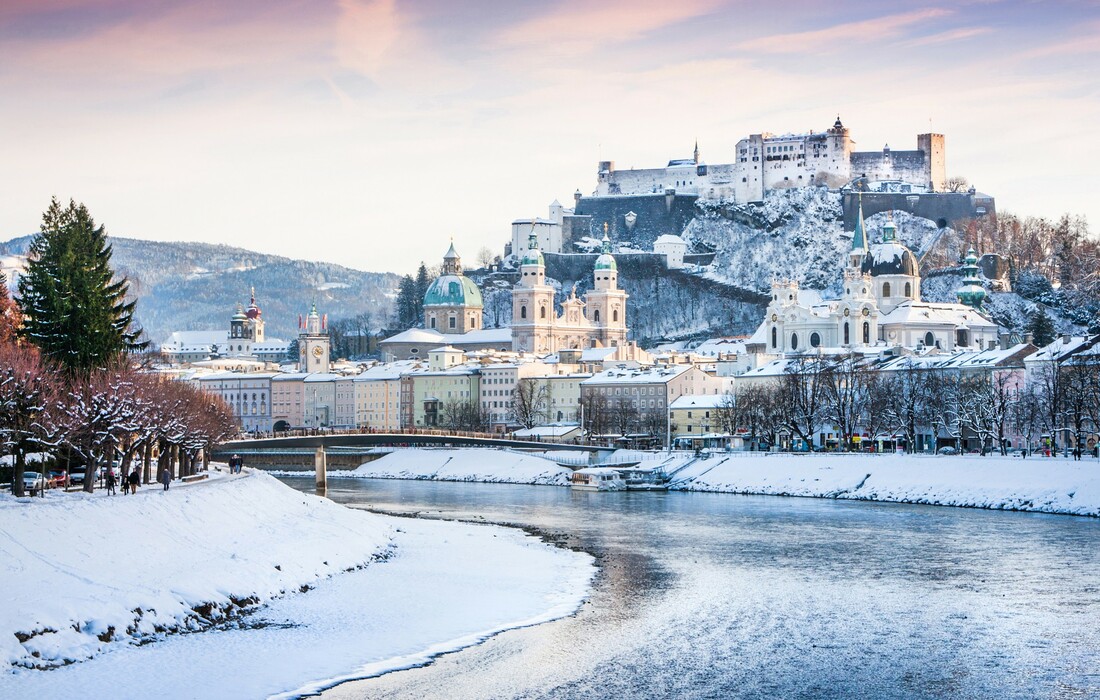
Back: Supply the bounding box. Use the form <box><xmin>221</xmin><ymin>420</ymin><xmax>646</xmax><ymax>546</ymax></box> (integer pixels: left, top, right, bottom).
<box><xmin>570</xmin><ymin>467</ymin><xmax>626</xmax><ymax>491</ymax></box>
<box><xmin>619</xmin><ymin>466</ymin><xmax>670</xmax><ymax>491</ymax></box>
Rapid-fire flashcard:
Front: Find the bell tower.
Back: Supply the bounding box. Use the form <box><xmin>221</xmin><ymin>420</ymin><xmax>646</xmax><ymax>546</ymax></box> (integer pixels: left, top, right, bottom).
<box><xmin>584</xmin><ymin>230</ymin><xmax>629</xmax><ymax>348</ymax></box>
<box><xmin>511</xmin><ymin>232</ymin><xmax>556</xmax><ymax>353</ymax></box>
<box><xmin>298</xmin><ymin>302</ymin><xmax>331</xmax><ymax>373</ymax></box>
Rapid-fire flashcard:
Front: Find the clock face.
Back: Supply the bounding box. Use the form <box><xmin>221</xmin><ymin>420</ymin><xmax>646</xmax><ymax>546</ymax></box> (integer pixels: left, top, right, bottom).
<box><xmin>771</xmin><ymin>313</ymin><xmax>778</xmax><ymax>322</ymax></box>
<box><xmin>862</xmin><ymin>308</ymin><xmax>870</xmax><ymax>317</ymax></box>
<box><xmin>312</xmin><ymin>346</ymin><xmax>324</xmax><ymax>358</ymax></box>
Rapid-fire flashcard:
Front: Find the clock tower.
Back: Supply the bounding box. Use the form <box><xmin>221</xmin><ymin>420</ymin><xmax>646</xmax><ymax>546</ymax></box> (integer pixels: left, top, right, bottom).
<box><xmin>298</xmin><ymin>302</ymin><xmax>331</xmax><ymax>373</ymax></box>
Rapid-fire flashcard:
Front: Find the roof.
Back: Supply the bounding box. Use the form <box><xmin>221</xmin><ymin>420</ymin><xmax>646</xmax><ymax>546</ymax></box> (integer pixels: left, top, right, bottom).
<box><xmin>594</xmin><ymin>252</ymin><xmax>617</xmax><ymax>271</ymax></box>
<box><xmin>862</xmin><ymin>241</ymin><xmax>918</xmax><ymax>277</ymax></box>
<box><xmin>447</xmin><ymin>328</ymin><xmax>513</xmax><ymax>345</ymax></box>
<box><xmin>424</xmin><ymin>274</ymin><xmax>483</xmax><ymax>308</ymax></box>
<box><xmin>380</xmin><ymin>328</ymin><xmax>446</xmax><ymax>345</ymax></box>
<box><xmin>654</xmin><ymin>234</ymin><xmax>686</xmax><ymax>246</ymax></box>
<box><xmin>670</xmin><ymin>395</ymin><xmax>729</xmax><ymax>409</ymax></box>
<box><xmin>878</xmin><ymin>301</ymin><xmax>998</xmax><ymax>329</ymax></box>
<box><xmin>512</xmin><ymin>425</ymin><xmax>582</xmax><ymax>438</ymax></box>
<box><xmin>583</xmin><ymin>364</ymin><xmax>693</xmax><ymax>385</ymax></box>
<box><xmin>354</xmin><ymin>360</ymin><xmax>425</xmax><ymax>381</ymax></box>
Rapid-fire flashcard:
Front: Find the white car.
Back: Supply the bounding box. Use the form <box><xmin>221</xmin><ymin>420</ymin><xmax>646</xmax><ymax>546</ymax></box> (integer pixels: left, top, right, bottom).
<box><xmin>22</xmin><ymin>472</ymin><xmax>47</xmax><ymax>494</ymax></box>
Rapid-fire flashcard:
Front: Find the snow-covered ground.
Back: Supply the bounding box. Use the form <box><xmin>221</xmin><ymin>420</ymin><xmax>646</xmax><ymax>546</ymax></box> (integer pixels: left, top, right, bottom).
<box><xmin>671</xmin><ymin>452</ymin><xmax>1100</xmax><ymax>517</ymax></box>
<box><xmin>0</xmin><ymin>468</ymin><xmax>594</xmax><ymax>698</ymax></box>
<box><xmin>318</xmin><ymin>447</ymin><xmax>1100</xmax><ymax>518</ymax></box>
<box><xmin>331</xmin><ymin>448</ymin><xmax>574</xmax><ymax>485</ymax></box>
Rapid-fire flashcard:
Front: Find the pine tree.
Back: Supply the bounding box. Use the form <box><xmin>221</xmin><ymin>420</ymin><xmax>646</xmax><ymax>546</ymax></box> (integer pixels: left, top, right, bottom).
<box><xmin>414</xmin><ymin>262</ymin><xmax>431</xmax><ymax>323</ymax></box>
<box><xmin>1026</xmin><ymin>307</ymin><xmax>1056</xmax><ymax>348</ymax></box>
<box><xmin>17</xmin><ymin>198</ymin><xmax>146</xmax><ymax>373</ymax></box>
<box><xmin>395</xmin><ymin>274</ymin><xmax>419</xmax><ymax>329</ymax></box>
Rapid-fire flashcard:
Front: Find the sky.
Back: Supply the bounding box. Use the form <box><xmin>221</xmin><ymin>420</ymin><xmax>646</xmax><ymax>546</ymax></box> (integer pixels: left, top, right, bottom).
<box><xmin>2</xmin><ymin>0</ymin><xmax>1099</xmax><ymax>274</ymax></box>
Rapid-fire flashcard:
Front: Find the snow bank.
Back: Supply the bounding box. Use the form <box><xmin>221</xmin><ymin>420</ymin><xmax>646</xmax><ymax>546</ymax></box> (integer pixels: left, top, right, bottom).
<box><xmin>673</xmin><ymin>453</ymin><xmax>1100</xmax><ymax>517</ymax></box>
<box><xmin>0</xmin><ymin>470</ymin><xmax>392</xmax><ymax>670</ymax></box>
<box><xmin>338</xmin><ymin>448</ymin><xmax>573</xmax><ymax>485</ymax></box>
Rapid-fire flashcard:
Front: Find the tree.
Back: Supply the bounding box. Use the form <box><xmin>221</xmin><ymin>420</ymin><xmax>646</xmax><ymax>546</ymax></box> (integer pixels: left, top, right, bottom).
<box><xmin>414</xmin><ymin>262</ymin><xmax>431</xmax><ymax>323</ymax></box>
<box><xmin>476</xmin><ymin>247</ymin><xmax>496</xmax><ymax>269</ymax></box>
<box><xmin>776</xmin><ymin>355</ymin><xmax>826</xmax><ymax>449</ymax></box>
<box><xmin>395</xmin><ymin>274</ymin><xmax>419</xmax><ymax>329</ymax></box>
<box><xmin>1025</xmin><ymin>307</ymin><xmax>1056</xmax><ymax>348</ymax></box>
<box><xmin>513</xmin><ymin>378</ymin><xmax>549</xmax><ymax>429</ymax></box>
<box><xmin>17</xmin><ymin>198</ymin><xmax>146</xmax><ymax>373</ymax></box>
<box><xmin>0</xmin><ymin>271</ymin><xmax>21</xmax><ymax>346</ymax></box>
<box><xmin>819</xmin><ymin>352</ymin><xmax>870</xmax><ymax>451</ymax></box>
<box><xmin>944</xmin><ymin>176</ymin><xmax>970</xmax><ymax>193</ymax></box>
<box><xmin>0</xmin><ymin>344</ymin><xmax>52</xmax><ymax>496</ymax></box>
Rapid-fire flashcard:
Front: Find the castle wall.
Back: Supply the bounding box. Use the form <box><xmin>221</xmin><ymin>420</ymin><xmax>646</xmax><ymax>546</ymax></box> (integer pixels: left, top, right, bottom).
<box><xmin>597</xmin><ymin>163</ymin><xmax>704</xmax><ymax>196</ymax></box>
<box><xmin>841</xmin><ymin>191</ymin><xmax>996</xmax><ymax>232</ymax></box>
<box><xmin>850</xmin><ymin>150</ymin><xmax>930</xmax><ymax>188</ymax></box>
<box><xmin>573</xmin><ymin>193</ymin><xmax>698</xmax><ymax>250</ymax></box>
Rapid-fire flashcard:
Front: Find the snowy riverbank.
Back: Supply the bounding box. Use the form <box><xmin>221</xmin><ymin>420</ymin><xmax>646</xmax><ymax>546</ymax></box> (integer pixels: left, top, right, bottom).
<box><xmin>0</xmin><ymin>468</ymin><xmax>594</xmax><ymax>698</ymax></box>
<box><xmin>318</xmin><ymin>447</ymin><xmax>1100</xmax><ymax>517</ymax></box>
<box><xmin>673</xmin><ymin>452</ymin><xmax>1100</xmax><ymax>517</ymax></box>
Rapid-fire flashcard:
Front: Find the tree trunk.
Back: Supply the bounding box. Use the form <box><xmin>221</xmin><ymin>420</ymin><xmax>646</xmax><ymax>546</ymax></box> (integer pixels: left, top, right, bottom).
<box><xmin>170</xmin><ymin>444</ymin><xmax>179</xmax><ymax>480</ymax></box>
<box><xmin>12</xmin><ymin>449</ymin><xmax>25</xmax><ymax>497</ymax></box>
<box><xmin>142</xmin><ymin>442</ymin><xmax>153</xmax><ymax>484</ymax></box>
<box><xmin>83</xmin><ymin>440</ymin><xmax>96</xmax><ymax>494</ymax></box>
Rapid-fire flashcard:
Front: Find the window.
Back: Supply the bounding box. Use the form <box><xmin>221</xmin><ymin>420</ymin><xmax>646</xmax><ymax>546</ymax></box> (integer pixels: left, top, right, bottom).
<box><xmin>904</xmin><ymin>282</ymin><xmax>912</xmax><ymax>297</ymax></box>
<box><xmin>448</xmin><ymin>317</ymin><xmax>456</xmax><ymax>329</ymax></box>
<box><xmin>883</xmin><ymin>282</ymin><xmax>891</xmax><ymax>297</ymax></box>
<box><xmin>540</xmin><ymin>306</ymin><xmax>546</xmax><ymax>319</ymax></box>
<box><xmin>924</xmin><ymin>332</ymin><xmax>934</xmax><ymax>347</ymax></box>
<box><xmin>613</xmin><ymin>309</ymin><xmax>618</xmax><ymax>322</ymax></box>
<box><xmin>863</xmin><ymin>322</ymin><xmax>870</xmax><ymax>344</ymax></box>
<box><xmin>791</xmin><ymin>333</ymin><xmax>798</xmax><ymax>350</ymax></box>
<box><xmin>771</xmin><ymin>327</ymin><xmax>777</xmax><ymax>348</ymax></box>
<box><xmin>594</xmin><ymin>309</ymin><xmax>601</xmax><ymax>323</ymax></box>
<box><xmin>810</xmin><ymin>332</ymin><xmax>821</xmax><ymax>348</ymax></box>
<box><xmin>521</xmin><ymin>305</ymin><xmax>527</xmax><ymax>319</ymax></box>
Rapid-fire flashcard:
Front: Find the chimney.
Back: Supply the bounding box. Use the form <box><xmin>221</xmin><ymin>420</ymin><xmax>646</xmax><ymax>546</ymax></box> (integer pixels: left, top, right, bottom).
<box><xmin>1062</xmin><ymin>333</ymin><xmax>1072</xmax><ymax>344</ymax></box>
<box><xmin>998</xmin><ymin>332</ymin><xmax>1011</xmax><ymax>350</ymax></box>
<box><xmin>1024</xmin><ymin>332</ymin><xmax>1034</xmax><ymax>346</ymax></box>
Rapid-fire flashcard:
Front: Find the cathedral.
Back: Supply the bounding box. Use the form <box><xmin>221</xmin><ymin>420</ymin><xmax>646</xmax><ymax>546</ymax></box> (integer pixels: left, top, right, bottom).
<box><xmin>511</xmin><ymin>232</ymin><xmax>629</xmax><ymax>353</ymax></box>
<box><xmin>749</xmin><ymin>201</ymin><xmax>999</xmax><ymax>355</ymax></box>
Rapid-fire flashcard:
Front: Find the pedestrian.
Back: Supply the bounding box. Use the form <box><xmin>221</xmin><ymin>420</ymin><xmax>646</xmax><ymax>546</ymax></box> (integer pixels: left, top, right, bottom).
<box><xmin>105</xmin><ymin>468</ymin><xmax>116</xmax><ymax>496</ymax></box>
<box><xmin>127</xmin><ymin>468</ymin><xmax>140</xmax><ymax>495</ymax></box>
<box><xmin>160</xmin><ymin>467</ymin><xmax>171</xmax><ymax>491</ymax></box>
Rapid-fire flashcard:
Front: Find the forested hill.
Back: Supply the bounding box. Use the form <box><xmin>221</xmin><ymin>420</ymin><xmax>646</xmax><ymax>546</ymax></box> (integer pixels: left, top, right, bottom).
<box><xmin>0</xmin><ymin>236</ymin><xmax>399</xmax><ymax>345</ymax></box>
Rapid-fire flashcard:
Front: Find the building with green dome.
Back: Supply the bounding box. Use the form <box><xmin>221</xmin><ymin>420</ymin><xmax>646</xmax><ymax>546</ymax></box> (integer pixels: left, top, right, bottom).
<box><xmin>424</xmin><ymin>243</ymin><xmax>484</xmax><ymax>334</ymax></box>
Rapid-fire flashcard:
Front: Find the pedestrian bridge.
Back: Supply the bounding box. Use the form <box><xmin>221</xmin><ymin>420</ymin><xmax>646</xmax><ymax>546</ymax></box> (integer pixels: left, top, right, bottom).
<box><xmin>215</xmin><ymin>431</ymin><xmax>607</xmax><ymax>455</ymax></box>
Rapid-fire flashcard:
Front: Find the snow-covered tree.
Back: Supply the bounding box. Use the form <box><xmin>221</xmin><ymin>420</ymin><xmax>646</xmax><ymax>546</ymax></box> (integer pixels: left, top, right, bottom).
<box><xmin>0</xmin><ymin>271</ymin><xmax>22</xmax><ymax>346</ymax></box>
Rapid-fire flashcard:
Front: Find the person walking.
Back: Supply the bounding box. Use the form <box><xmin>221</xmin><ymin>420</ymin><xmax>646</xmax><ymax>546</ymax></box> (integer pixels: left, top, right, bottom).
<box><xmin>127</xmin><ymin>468</ymin><xmax>140</xmax><ymax>495</ymax></box>
<box><xmin>105</xmin><ymin>468</ymin><xmax>116</xmax><ymax>496</ymax></box>
<box><xmin>160</xmin><ymin>467</ymin><xmax>171</xmax><ymax>491</ymax></box>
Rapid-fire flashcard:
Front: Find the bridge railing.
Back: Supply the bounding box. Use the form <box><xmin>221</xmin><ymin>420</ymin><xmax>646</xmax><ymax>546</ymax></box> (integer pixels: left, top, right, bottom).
<box><xmin>228</xmin><ymin>427</ymin><xmax>621</xmax><ymax>449</ymax></box>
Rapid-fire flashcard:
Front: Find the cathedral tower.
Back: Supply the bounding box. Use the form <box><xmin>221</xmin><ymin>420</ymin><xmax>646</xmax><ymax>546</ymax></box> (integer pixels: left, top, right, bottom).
<box><xmin>423</xmin><ymin>243</ymin><xmax>483</xmax><ymax>334</ymax></box>
<box><xmin>584</xmin><ymin>231</ymin><xmax>629</xmax><ymax>348</ymax></box>
<box><xmin>511</xmin><ymin>232</ymin><xmax>556</xmax><ymax>353</ymax></box>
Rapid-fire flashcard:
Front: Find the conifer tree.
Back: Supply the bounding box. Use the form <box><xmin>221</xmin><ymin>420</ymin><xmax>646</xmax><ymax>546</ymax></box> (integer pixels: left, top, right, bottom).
<box><xmin>395</xmin><ymin>274</ymin><xmax>419</xmax><ymax>328</ymax></box>
<box><xmin>17</xmin><ymin>197</ymin><xmax>146</xmax><ymax>373</ymax></box>
<box><xmin>1025</xmin><ymin>307</ymin><xmax>1056</xmax><ymax>348</ymax></box>
<box><xmin>414</xmin><ymin>262</ymin><xmax>431</xmax><ymax>323</ymax></box>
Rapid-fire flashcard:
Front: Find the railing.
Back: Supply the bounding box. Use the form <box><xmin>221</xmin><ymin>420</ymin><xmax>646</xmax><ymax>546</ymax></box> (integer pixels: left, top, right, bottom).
<box><xmin>227</xmin><ymin>426</ymin><xmax>619</xmax><ymax>448</ymax></box>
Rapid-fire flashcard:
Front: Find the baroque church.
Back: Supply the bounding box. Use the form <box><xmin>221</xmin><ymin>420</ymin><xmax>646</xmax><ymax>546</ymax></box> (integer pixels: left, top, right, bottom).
<box><xmin>748</xmin><ymin>200</ymin><xmax>999</xmax><ymax>355</ymax></box>
<box><xmin>379</xmin><ymin>236</ymin><xmax>642</xmax><ymax>361</ymax></box>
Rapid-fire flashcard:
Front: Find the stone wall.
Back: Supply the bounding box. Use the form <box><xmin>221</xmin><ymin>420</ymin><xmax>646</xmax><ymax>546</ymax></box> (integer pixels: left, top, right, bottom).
<box><xmin>842</xmin><ymin>191</ymin><xmax>996</xmax><ymax>231</ymax></box>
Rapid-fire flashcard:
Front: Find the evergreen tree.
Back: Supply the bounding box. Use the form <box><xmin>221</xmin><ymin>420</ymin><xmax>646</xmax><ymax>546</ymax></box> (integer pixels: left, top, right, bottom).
<box><xmin>395</xmin><ymin>274</ymin><xmax>419</xmax><ymax>329</ymax></box>
<box><xmin>17</xmin><ymin>198</ymin><xmax>146</xmax><ymax>373</ymax></box>
<box><xmin>1026</xmin><ymin>307</ymin><xmax>1056</xmax><ymax>348</ymax></box>
<box><xmin>414</xmin><ymin>262</ymin><xmax>431</xmax><ymax>323</ymax></box>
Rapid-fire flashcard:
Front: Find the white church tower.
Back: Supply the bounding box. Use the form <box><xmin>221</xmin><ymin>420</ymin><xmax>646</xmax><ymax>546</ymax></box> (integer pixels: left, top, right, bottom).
<box><xmin>511</xmin><ymin>232</ymin><xmax>556</xmax><ymax>353</ymax></box>
<box><xmin>298</xmin><ymin>302</ymin><xmax>331</xmax><ymax>373</ymax></box>
<box><xmin>584</xmin><ymin>231</ymin><xmax>629</xmax><ymax>348</ymax></box>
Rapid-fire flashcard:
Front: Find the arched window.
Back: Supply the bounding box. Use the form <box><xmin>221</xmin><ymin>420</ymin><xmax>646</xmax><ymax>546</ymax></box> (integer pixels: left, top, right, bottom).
<box><xmin>771</xmin><ymin>327</ymin><xmax>777</xmax><ymax>348</ymax></box>
<box><xmin>521</xmin><ymin>305</ymin><xmax>527</xmax><ymax>319</ymax></box>
<box><xmin>924</xmin><ymin>332</ymin><xmax>934</xmax><ymax>347</ymax></box>
<box><xmin>810</xmin><ymin>332</ymin><xmax>821</xmax><ymax>348</ymax></box>
<box><xmin>843</xmin><ymin>322</ymin><xmax>850</xmax><ymax>345</ymax></box>
<box><xmin>882</xmin><ymin>282</ymin><xmax>891</xmax><ymax>297</ymax></box>
<box><xmin>540</xmin><ymin>306</ymin><xmax>546</xmax><ymax>319</ymax></box>
<box><xmin>594</xmin><ymin>309</ymin><xmax>601</xmax><ymax>323</ymax></box>
<box><xmin>904</xmin><ymin>282</ymin><xmax>912</xmax><ymax>297</ymax></box>
<box><xmin>862</xmin><ymin>322</ymin><xmax>870</xmax><ymax>344</ymax></box>
<box><xmin>613</xmin><ymin>309</ymin><xmax>619</xmax><ymax>322</ymax></box>
<box><xmin>791</xmin><ymin>333</ymin><xmax>799</xmax><ymax>350</ymax></box>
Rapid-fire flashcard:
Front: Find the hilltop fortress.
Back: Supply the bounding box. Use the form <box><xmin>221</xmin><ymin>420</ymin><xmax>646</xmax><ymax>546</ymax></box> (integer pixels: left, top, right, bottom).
<box><xmin>596</xmin><ymin>117</ymin><xmax>944</xmax><ymax>202</ymax></box>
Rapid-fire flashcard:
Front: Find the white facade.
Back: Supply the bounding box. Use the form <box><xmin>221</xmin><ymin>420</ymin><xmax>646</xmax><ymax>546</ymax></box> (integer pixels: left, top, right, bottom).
<box><xmin>511</xmin><ymin>200</ymin><xmax>566</xmax><ymax>256</ymax></box>
<box><xmin>653</xmin><ymin>234</ymin><xmax>687</xmax><ymax>269</ymax></box>
<box><xmin>194</xmin><ymin>372</ymin><xmax>276</xmax><ymax>433</ymax></box>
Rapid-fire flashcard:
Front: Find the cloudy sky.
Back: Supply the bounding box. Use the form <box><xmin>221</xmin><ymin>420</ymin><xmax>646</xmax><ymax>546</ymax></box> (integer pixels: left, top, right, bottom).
<box><xmin>2</xmin><ymin>0</ymin><xmax>1098</xmax><ymax>274</ymax></box>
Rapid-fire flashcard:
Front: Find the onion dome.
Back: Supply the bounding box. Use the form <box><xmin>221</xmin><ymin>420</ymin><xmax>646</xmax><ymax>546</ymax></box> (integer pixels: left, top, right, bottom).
<box><xmin>956</xmin><ymin>248</ymin><xmax>987</xmax><ymax>309</ymax></box>
<box><xmin>232</xmin><ymin>303</ymin><xmax>247</xmax><ymax>321</ymax></box>
<box><xmin>521</xmin><ymin>232</ymin><xmax>544</xmax><ymax>266</ymax></box>
<box><xmin>245</xmin><ymin>286</ymin><xmax>261</xmax><ymax>319</ymax></box>
<box><xmin>862</xmin><ymin>219</ymin><xmax>918</xmax><ymax>276</ymax></box>
<box><xmin>594</xmin><ymin>231</ymin><xmax>616</xmax><ymax>271</ymax></box>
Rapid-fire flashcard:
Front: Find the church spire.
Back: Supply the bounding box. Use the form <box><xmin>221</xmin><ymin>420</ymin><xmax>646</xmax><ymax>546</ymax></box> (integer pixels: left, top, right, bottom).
<box><xmin>852</xmin><ymin>191</ymin><xmax>867</xmax><ymax>253</ymax></box>
<box><xmin>693</xmin><ymin>139</ymin><xmax>700</xmax><ymax>165</ymax></box>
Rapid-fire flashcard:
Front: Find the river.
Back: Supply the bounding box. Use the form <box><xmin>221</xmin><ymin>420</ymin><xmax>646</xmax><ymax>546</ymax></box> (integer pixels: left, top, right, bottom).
<box><xmin>280</xmin><ymin>476</ymin><xmax>1100</xmax><ymax>699</ymax></box>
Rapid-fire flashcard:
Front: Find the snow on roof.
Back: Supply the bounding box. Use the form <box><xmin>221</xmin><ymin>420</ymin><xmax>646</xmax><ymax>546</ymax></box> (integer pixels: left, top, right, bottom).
<box><xmin>580</xmin><ymin>347</ymin><xmax>618</xmax><ymax>362</ymax></box>
<box><xmin>1030</xmin><ymin>335</ymin><xmax>1095</xmax><ymax>362</ymax></box>
<box><xmin>878</xmin><ymin>301</ymin><xmax>998</xmax><ymax>329</ymax></box>
<box><xmin>670</xmin><ymin>395</ymin><xmax>728</xmax><ymax>409</ymax></box>
<box><xmin>654</xmin><ymin>234</ymin><xmax>686</xmax><ymax>245</ymax></box>
<box><xmin>354</xmin><ymin>360</ymin><xmax>424</xmax><ymax>381</ymax></box>
<box><xmin>583</xmin><ymin>364</ymin><xmax>693</xmax><ymax>385</ymax></box>
<box><xmin>452</xmin><ymin>328</ymin><xmax>513</xmax><ymax>344</ymax></box>
<box><xmin>690</xmin><ymin>337</ymin><xmax>750</xmax><ymax>357</ymax></box>
<box><xmin>381</xmin><ymin>328</ymin><xmax>446</xmax><ymax>345</ymax></box>
<box><xmin>304</xmin><ymin>373</ymin><xmax>341</xmax><ymax>382</ymax></box>
<box><xmin>430</xmin><ymin>345</ymin><xmax>462</xmax><ymax>353</ymax></box>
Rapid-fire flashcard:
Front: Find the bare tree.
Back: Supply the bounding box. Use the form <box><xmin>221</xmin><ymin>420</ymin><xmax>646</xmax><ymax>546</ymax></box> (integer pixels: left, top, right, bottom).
<box><xmin>777</xmin><ymin>355</ymin><xmax>827</xmax><ymax>449</ymax></box>
<box><xmin>820</xmin><ymin>352</ymin><xmax>870</xmax><ymax>451</ymax></box>
<box><xmin>513</xmin><ymin>378</ymin><xmax>549</xmax><ymax>429</ymax></box>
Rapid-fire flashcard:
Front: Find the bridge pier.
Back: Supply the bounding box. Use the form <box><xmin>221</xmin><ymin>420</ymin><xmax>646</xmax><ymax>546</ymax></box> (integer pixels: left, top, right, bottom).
<box><xmin>315</xmin><ymin>447</ymin><xmax>327</xmax><ymax>493</ymax></box>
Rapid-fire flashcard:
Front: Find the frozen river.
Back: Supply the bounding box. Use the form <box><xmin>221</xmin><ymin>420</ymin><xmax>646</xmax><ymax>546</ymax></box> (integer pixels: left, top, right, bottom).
<box><xmin>281</xmin><ymin>477</ymin><xmax>1100</xmax><ymax>699</ymax></box>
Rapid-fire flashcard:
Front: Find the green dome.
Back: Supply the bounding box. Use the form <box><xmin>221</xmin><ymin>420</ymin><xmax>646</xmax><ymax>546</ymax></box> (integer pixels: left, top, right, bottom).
<box><xmin>424</xmin><ymin>274</ymin><xmax>483</xmax><ymax>308</ymax></box>
<box><xmin>594</xmin><ymin>253</ymin><xmax>617</xmax><ymax>271</ymax></box>
<box><xmin>522</xmin><ymin>248</ymin><xmax>544</xmax><ymax>266</ymax></box>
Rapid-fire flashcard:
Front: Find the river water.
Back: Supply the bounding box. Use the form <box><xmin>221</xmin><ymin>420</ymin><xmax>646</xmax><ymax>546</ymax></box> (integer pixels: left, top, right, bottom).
<box><xmin>280</xmin><ymin>477</ymin><xmax>1100</xmax><ymax>699</ymax></box>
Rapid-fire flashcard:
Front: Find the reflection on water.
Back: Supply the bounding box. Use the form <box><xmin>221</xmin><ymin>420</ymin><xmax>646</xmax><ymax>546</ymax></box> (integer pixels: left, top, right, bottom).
<box><xmin>281</xmin><ymin>476</ymin><xmax>1100</xmax><ymax>700</ymax></box>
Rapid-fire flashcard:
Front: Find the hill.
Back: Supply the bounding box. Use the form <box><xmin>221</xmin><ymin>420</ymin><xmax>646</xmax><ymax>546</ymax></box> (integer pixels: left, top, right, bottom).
<box><xmin>0</xmin><ymin>236</ymin><xmax>399</xmax><ymax>345</ymax></box>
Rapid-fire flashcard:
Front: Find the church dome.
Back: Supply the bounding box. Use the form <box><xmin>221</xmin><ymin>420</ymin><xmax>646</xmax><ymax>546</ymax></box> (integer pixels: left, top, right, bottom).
<box><xmin>232</xmin><ymin>304</ymin><xmax>247</xmax><ymax>321</ymax></box>
<box><xmin>594</xmin><ymin>253</ymin><xmax>617</xmax><ymax>271</ymax></box>
<box><xmin>862</xmin><ymin>241</ymin><xmax>918</xmax><ymax>277</ymax></box>
<box><xmin>246</xmin><ymin>302</ymin><xmax>261</xmax><ymax>319</ymax></box>
<box><xmin>424</xmin><ymin>274</ymin><xmax>483</xmax><ymax>308</ymax></box>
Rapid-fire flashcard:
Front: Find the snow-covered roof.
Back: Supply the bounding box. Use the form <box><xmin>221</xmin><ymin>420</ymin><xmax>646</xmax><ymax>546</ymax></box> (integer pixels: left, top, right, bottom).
<box><xmin>580</xmin><ymin>347</ymin><xmax>618</xmax><ymax>362</ymax></box>
<box><xmin>670</xmin><ymin>395</ymin><xmax>728</xmax><ymax>409</ymax></box>
<box><xmin>380</xmin><ymin>328</ymin><xmax>446</xmax><ymax>345</ymax></box>
<box><xmin>583</xmin><ymin>364</ymin><xmax>693</xmax><ymax>385</ymax></box>
<box><xmin>654</xmin><ymin>234</ymin><xmax>686</xmax><ymax>245</ymax></box>
<box><xmin>1028</xmin><ymin>336</ymin><xmax>1096</xmax><ymax>363</ymax></box>
<box><xmin>879</xmin><ymin>301</ymin><xmax>998</xmax><ymax>329</ymax></box>
<box><xmin>304</xmin><ymin>373</ymin><xmax>341</xmax><ymax>383</ymax></box>
<box><xmin>354</xmin><ymin>360</ymin><xmax>425</xmax><ymax>381</ymax></box>
<box><xmin>449</xmin><ymin>328</ymin><xmax>513</xmax><ymax>344</ymax></box>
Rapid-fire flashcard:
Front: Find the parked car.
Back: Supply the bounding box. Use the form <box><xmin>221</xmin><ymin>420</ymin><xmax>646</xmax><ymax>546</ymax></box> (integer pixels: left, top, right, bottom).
<box><xmin>48</xmin><ymin>470</ymin><xmax>68</xmax><ymax>488</ymax></box>
<box><xmin>68</xmin><ymin>468</ymin><xmax>89</xmax><ymax>486</ymax></box>
<box><xmin>22</xmin><ymin>472</ymin><xmax>47</xmax><ymax>494</ymax></box>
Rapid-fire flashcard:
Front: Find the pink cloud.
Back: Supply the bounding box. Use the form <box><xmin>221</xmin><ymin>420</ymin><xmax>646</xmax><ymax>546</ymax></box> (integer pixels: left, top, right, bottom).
<box><xmin>902</xmin><ymin>26</ymin><xmax>993</xmax><ymax>47</ymax></box>
<box><xmin>737</xmin><ymin>8</ymin><xmax>954</xmax><ymax>53</ymax></box>
<box><xmin>496</xmin><ymin>0</ymin><xmax>723</xmax><ymax>49</ymax></box>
